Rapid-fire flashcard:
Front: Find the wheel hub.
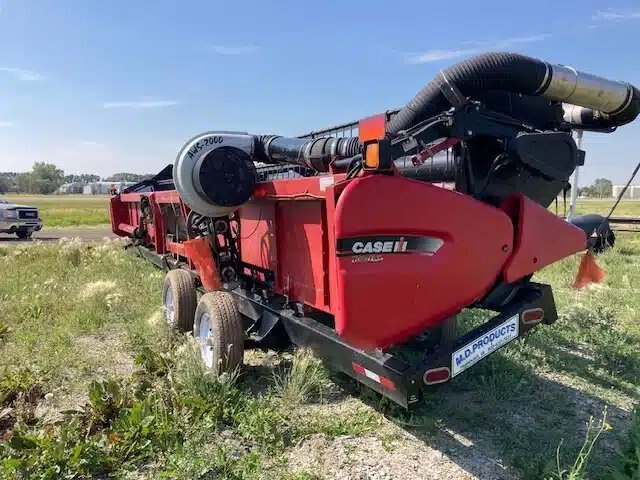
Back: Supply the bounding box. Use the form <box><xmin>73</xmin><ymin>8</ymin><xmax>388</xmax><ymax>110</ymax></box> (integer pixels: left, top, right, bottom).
<box><xmin>163</xmin><ymin>287</ymin><xmax>175</xmax><ymax>325</ymax></box>
<box><xmin>198</xmin><ymin>312</ymin><xmax>214</xmax><ymax>368</ymax></box>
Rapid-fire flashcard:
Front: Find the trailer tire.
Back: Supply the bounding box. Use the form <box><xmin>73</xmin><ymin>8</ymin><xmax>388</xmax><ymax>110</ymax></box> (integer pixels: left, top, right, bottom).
<box><xmin>162</xmin><ymin>269</ymin><xmax>197</xmax><ymax>331</ymax></box>
<box><xmin>193</xmin><ymin>291</ymin><xmax>244</xmax><ymax>373</ymax></box>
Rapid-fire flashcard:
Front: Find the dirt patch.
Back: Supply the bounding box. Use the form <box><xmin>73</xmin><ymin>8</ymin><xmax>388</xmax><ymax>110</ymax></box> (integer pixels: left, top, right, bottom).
<box><xmin>539</xmin><ymin>370</ymin><xmax>633</xmax><ymax>458</ymax></box>
<box><xmin>287</xmin><ymin>429</ymin><xmax>518</xmax><ymax>480</ymax></box>
<box><xmin>74</xmin><ymin>330</ymin><xmax>135</xmax><ymax>379</ymax></box>
<box><xmin>34</xmin><ymin>331</ymin><xmax>135</xmax><ymax>424</ymax></box>
<box><xmin>79</xmin><ymin>280</ymin><xmax>118</xmax><ymax>299</ymax></box>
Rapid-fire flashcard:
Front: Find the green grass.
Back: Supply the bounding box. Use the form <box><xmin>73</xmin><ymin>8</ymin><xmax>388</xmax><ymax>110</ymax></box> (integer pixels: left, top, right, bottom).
<box><xmin>609</xmin><ymin>408</ymin><xmax>640</xmax><ymax>478</ymax></box>
<box><xmin>0</xmin><ymin>241</ymin><xmax>376</xmax><ymax>479</ymax></box>
<box><xmin>4</xmin><ymin>194</ymin><xmax>110</xmax><ymax>227</ymax></box>
<box><xmin>1</xmin><ymin>230</ymin><xmax>640</xmax><ymax>478</ymax></box>
<box><xmin>551</xmin><ymin>198</ymin><xmax>640</xmax><ymax>218</ymax></box>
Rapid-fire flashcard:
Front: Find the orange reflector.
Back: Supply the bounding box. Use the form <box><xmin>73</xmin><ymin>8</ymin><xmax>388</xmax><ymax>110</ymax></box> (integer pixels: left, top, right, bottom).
<box><xmin>423</xmin><ymin>367</ymin><xmax>451</xmax><ymax>385</ymax></box>
<box><xmin>364</xmin><ymin>143</ymin><xmax>380</xmax><ymax>168</ymax></box>
<box><xmin>183</xmin><ymin>236</ymin><xmax>221</xmax><ymax>291</ymax></box>
<box><xmin>358</xmin><ymin>114</ymin><xmax>386</xmax><ymax>142</ymax></box>
<box><xmin>573</xmin><ymin>250</ymin><xmax>605</xmax><ymax>289</ymax></box>
<box><xmin>522</xmin><ymin>308</ymin><xmax>544</xmax><ymax>324</ymax></box>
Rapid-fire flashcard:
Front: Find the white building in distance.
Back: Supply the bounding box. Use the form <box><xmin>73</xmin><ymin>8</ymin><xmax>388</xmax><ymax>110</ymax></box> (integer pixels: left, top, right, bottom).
<box><xmin>612</xmin><ymin>185</ymin><xmax>640</xmax><ymax>199</ymax></box>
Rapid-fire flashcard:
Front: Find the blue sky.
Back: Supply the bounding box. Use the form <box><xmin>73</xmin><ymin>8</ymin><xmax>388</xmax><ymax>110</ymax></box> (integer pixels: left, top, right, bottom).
<box><xmin>1</xmin><ymin>0</ymin><xmax>639</xmax><ymax>185</ymax></box>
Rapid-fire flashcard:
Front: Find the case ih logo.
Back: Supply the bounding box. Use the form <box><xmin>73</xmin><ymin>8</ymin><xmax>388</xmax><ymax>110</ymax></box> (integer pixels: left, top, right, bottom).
<box><xmin>337</xmin><ymin>236</ymin><xmax>444</xmax><ymax>257</ymax></box>
<box><xmin>351</xmin><ymin>238</ymin><xmax>408</xmax><ymax>254</ymax></box>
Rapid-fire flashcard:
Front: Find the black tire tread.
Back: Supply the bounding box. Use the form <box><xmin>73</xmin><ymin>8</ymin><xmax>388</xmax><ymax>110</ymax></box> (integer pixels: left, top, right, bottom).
<box><xmin>440</xmin><ymin>315</ymin><xmax>458</xmax><ymax>346</ymax></box>
<box><xmin>195</xmin><ymin>291</ymin><xmax>244</xmax><ymax>373</ymax></box>
<box><xmin>163</xmin><ymin>269</ymin><xmax>197</xmax><ymax>331</ymax></box>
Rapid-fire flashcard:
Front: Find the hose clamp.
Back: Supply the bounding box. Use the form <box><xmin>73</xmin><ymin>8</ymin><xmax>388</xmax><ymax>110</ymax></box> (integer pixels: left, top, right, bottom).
<box><xmin>439</xmin><ymin>71</ymin><xmax>466</xmax><ymax>108</ymax></box>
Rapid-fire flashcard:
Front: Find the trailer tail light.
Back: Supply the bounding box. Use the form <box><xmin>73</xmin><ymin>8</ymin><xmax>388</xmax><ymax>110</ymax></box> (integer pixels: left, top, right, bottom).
<box><xmin>423</xmin><ymin>367</ymin><xmax>451</xmax><ymax>385</ymax></box>
<box><xmin>522</xmin><ymin>308</ymin><xmax>544</xmax><ymax>324</ymax></box>
<box><xmin>351</xmin><ymin>362</ymin><xmax>396</xmax><ymax>391</ymax></box>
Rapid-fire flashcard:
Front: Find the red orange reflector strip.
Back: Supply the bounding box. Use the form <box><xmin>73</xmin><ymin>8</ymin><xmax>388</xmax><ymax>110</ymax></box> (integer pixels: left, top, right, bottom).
<box><xmin>358</xmin><ymin>114</ymin><xmax>386</xmax><ymax>142</ymax></box>
<box><xmin>522</xmin><ymin>308</ymin><xmax>544</xmax><ymax>324</ymax></box>
<box><xmin>423</xmin><ymin>367</ymin><xmax>451</xmax><ymax>385</ymax></box>
<box><xmin>351</xmin><ymin>362</ymin><xmax>396</xmax><ymax>391</ymax></box>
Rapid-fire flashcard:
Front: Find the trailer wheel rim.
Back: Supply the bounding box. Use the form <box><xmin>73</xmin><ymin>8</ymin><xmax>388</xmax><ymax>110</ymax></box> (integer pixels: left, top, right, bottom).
<box><xmin>163</xmin><ymin>287</ymin><xmax>175</xmax><ymax>325</ymax></box>
<box><xmin>198</xmin><ymin>312</ymin><xmax>214</xmax><ymax>368</ymax></box>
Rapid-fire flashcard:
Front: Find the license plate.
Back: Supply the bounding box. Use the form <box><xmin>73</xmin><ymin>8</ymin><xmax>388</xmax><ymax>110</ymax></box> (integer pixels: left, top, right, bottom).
<box><xmin>451</xmin><ymin>314</ymin><xmax>519</xmax><ymax>377</ymax></box>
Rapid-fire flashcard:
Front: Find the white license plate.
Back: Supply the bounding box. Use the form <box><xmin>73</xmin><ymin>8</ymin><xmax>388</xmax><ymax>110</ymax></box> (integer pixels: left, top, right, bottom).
<box><xmin>451</xmin><ymin>314</ymin><xmax>520</xmax><ymax>377</ymax></box>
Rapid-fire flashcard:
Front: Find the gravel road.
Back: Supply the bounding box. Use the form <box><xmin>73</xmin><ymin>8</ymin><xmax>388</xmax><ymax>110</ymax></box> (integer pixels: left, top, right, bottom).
<box><xmin>0</xmin><ymin>227</ymin><xmax>116</xmax><ymax>244</ymax></box>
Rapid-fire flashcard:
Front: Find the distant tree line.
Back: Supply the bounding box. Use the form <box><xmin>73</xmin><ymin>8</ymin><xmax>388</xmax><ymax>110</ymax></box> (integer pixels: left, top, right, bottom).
<box><xmin>578</xmin><ymin>178</ymin><xmax>613</xmax><ymax>198</ymax></box>
<box><xmin>0</xmin><ymin>163</ymin><xmax>153</xmax><ymax>194</ymax></box>
<box><xmin>103</xmin><ymin>173</ymin><xmax>152</xmax><ymax>183</ymax></box>
<box><xmin>64</xmin><ymin>173</ymin><xmax>101</xmax><ymax>184</ymax></box>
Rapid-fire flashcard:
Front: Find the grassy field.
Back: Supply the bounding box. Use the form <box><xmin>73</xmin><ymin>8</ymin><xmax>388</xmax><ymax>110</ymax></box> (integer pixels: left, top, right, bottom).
<box><xmin>0</xmin><ymin>204</ymin><xmax>639</xmax><ymax>478</ymax></box>
<box><xmin>552</xmin><ymin>198</ymin><xmax>640</xmax><ymax>217</ymax></box>
<box><xmin>4</xmin><ymin>195</ymin><xmax>111</xmax><ymax>228</ymax></box>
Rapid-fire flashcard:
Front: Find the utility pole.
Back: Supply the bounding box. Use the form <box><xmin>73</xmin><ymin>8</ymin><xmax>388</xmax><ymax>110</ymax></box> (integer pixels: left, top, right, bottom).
<box><xmin>567</xmin><ymin>130</ymin><xmax>583</xmax><ymax>221</ymax></box>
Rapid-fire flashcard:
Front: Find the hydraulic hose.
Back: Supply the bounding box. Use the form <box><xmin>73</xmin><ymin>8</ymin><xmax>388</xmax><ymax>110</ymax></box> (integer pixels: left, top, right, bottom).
<box><xmin>387</xmin><ymin>52</ymin><xmax>640</xmax><ymax>134</ymax></box>
<box><xmin>255</xmin><ymin>135</ymin><xmax>360</xmax><ymax>172</ymax></box>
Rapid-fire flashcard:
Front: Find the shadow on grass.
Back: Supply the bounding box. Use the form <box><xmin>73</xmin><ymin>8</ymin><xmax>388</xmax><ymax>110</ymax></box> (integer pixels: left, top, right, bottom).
<box><xmin>239</xmin><ymin>312</ymin><xmax>638</xmax><ymax>479</ymax></box>
<box><xmin>351</xmin><ymin>351</ymin><xmax>631</xmax><ymax>480</ymax></box>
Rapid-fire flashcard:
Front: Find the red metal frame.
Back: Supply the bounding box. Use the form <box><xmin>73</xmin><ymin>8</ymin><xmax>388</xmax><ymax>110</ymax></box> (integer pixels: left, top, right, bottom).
<box><xmin>110</xmin><ymin>190</ymin><xmax>193</xmax><ymax>267</ymax></box>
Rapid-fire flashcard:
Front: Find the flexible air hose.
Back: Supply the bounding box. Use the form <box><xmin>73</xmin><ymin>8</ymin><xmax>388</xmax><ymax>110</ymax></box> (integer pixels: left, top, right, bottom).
<box><xmin>387</xmin><ymin>52</ymin><xmax>640</xmax><ymax>134</ymax></box>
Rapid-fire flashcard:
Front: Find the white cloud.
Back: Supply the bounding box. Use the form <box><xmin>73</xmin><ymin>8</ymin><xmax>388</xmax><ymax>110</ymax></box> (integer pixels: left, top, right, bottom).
<box><xmin>102</xmin><ymin>100</ymin><xmax>178</xmax><ymax>109</ymax></box>
<box><xmin>404</xmin><ymin>34</ymin><xmax>550</xmax><ymax>64</ymax></box>
<box><xmin>593</xmin><ymin>9</ymin><xmax>640</xmax><ymax>21</ymax></box>
<box><xmin>404</xmin><ymin>48</ymin><xmax>479</xmax><ymax>64</ymax></box>
<box><xmin>0</xmin><ymin>121</ymin><xmax>13</xmax><ymax>127</ymax></box>
<box><xmin>0</xmin><ymin>67</ymin><xmax>43</xmax><ymax>81</ymax></box>
<box><xmin>79</xmin><ymin>140</ymin><xmax>105</xmax><ymax>147</ymax></box>
<box><xmin>211</xmin><ymin>45</ymin><xmax>260</xmax><ymax>55</ymax></box>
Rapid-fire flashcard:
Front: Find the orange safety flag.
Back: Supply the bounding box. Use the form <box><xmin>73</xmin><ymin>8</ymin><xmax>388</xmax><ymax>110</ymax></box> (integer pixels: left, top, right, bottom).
<box><xmin>183</xmin><ymin>236</ymin><xmax>222</xmax><ymax>291</ymax></box>
<box><xmin>573</xmin><ymin>250</ymin><xmax>605</xmax><ymax>289</ymax></box>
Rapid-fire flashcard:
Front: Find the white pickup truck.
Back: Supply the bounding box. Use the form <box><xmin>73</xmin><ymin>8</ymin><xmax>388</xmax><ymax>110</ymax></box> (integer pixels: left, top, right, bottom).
<box><xmin>0</xmin><ymin>198</ymin><xmax>43</xmax><ymax>239</ymax></box>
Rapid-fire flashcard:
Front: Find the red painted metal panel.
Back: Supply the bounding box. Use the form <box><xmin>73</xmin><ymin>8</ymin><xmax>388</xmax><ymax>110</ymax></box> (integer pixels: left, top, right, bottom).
<box><xmin>359</xmin><ymin>114</ymin><xmax>386</xmax><ymax>141</ymax></box>
<box><xmin>184</xmin><ymin>237</ymin><xmax>221</xmax><ymax>291</ymax></box>
<box><xmin>334</xmin><ymin>175</ymin><xmax>514</xmax><ymax>349</ymax></box>
<box><xmin>238</xmin><ymin>201</ymin><xmax>278</xmax><ymax>272</ymax></box>
<box><xmin>324</xmin><ymin>185</ymin><xmax>339</xmax><ymax>311</ymax></box>
<box><xmin>501</xmin><ymin>194</ymin><xmax>587</xmax><ymax>283</ymax></box>
<box><xmin>117</xmin><ymin>223</ymin><xmax>135</xmax><ymax>235</ymax></box>
<box><xmin>239</xmin><ymin>196</ymin><xmax>331</xmax><ymax>312</ymax></box>
<box><xmin>257</xmin><ymin>175</ymin><xmax>345</xmax><ymax>199</ymax></box>
<box><xmin>167</xmin><ymin>241</ymin><xmax>186</xmax><ymax>257</ymax></box>
<box><xmin>154</xmin><ymin>190</ymin><xmax>182</xmax><ymax>204</ymax></box>
<box><xmin>120</xmin><ymin>193</ymin><xmax>142</xmax><ymax>203</ymax></box>
<box><xmin>276</xmin><ymin>201</ymin><xmax>328</xmax><ymax>311</ymax></box>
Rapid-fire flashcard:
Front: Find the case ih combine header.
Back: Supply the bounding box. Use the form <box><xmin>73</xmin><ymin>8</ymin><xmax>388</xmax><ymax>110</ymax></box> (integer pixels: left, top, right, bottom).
<box><xmin>110</xmin><ymin>53</ymin><xmax>639</xmax><ymax>408</ymax></box>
